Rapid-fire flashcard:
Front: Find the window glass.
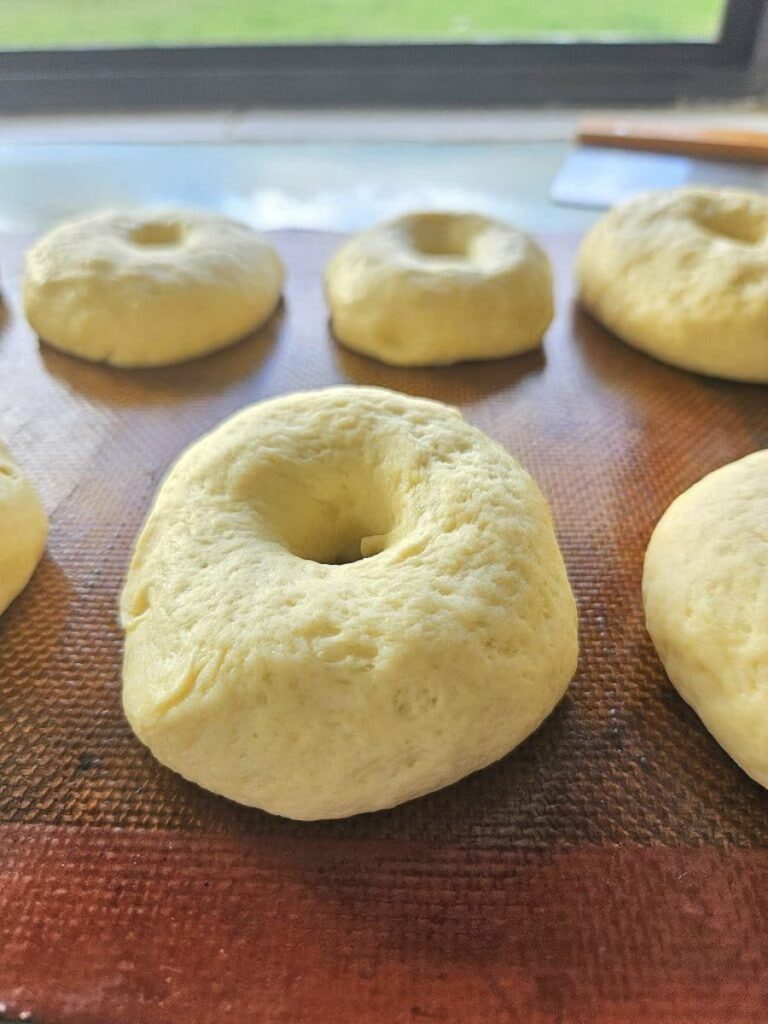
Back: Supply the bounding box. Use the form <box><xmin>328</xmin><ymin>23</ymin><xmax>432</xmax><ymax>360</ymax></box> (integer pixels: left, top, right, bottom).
<box><xmin>2</xmin><ymin>0</ymin><xmax>726</xmax><ymax>47</ymax></box>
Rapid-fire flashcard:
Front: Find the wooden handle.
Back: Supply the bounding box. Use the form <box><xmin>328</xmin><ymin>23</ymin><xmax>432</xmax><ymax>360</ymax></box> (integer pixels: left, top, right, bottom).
<box><xmin>578</xmin><ymin>119</ymin><xmax>768</xmax><ymax>165</ymax></box>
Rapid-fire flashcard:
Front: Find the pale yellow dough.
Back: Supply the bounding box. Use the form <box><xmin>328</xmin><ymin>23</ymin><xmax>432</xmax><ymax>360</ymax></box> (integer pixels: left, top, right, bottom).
<box><xmin>24</xmin><ymin>208</ymin><xmax>284</xmax><ymax>367</ymax></box>
<box><xmin>0</xmin><ymin>441</ymin><xmax>48</xmax><ymax>616</ymax></box>
<box><xmin>577</xmin><ymin>187</ymin><xmax>768</xmax><ymax>382</ymax></box>
<box><xmin>325</xmin><ymin>211</ymin><xmax>554</xmax><ymax>367</ymax></box>
<box><xmin>121</xmin><ymin>386</ymin><xmax>578</xmax><ymax>819</ymax></box>
<box><xmin>643</xmin><ymin>450</ymin><xmax>768</xmax><ymax>787</ymax></box>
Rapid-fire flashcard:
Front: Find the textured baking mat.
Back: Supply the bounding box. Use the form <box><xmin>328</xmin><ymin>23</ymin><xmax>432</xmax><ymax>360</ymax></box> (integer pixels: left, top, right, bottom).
<box><xmin>1</xmin><ymin>230</ymin><xmax>767</xmax><ymax>1024</ymax></box>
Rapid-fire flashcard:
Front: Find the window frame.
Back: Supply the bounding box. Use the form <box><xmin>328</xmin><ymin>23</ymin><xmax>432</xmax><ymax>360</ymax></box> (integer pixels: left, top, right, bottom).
<box><xmin>0</xmin><ymin>0</ymin><xmax>765</xmax><ymax>113</ymax></box>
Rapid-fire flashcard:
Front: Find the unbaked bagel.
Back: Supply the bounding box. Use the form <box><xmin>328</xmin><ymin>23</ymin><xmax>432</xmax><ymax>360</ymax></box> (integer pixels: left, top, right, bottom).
<box><xmin>121</xmin><ymin>386</ymin><xmax>578</xmax><ymax>819</ymax></box>
<box><xmin>0</xmin><ymin>441</ymin><xmax>48</xmax><ymax>616</ymax></box>
<box><xmin>577</xmin><ymin>187</ymin><xmax>768</xmax><ymax>382</ymax></box>
<box><xmin>24</xmin><ymin>208</ymin><xmax>284</xmax><ymax>367</ymax></box>
<box><xmin>325</xmin><ymin>211</ymin><xmax>554</xmax><ymax>366</ymax></box>
<box><xmin>643</xmin><ymin>450</ymin><xmax>768</xmax><ymax>787</ymax></box>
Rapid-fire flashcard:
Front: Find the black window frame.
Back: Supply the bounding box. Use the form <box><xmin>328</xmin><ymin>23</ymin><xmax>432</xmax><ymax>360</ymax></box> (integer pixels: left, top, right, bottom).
<box><xmin>0</xmin><ymin>0</ymin><xmax>765</xmax><ymax>113</ymax></box>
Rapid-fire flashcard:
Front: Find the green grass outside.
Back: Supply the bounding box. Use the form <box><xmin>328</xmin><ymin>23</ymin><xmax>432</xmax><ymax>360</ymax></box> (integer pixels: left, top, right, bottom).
<box><xmin>1</xmin><ymin>0</ymin><xmax>724</xmax><ymax>47</ymax></box>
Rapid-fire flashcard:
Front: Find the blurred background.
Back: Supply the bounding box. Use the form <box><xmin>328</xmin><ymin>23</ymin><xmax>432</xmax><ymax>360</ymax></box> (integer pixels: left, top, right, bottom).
<box><xmin>0</xmin><ymin>1</ymin><xmax>766</xmax><ymax>238</ymax></box>
<box><xmin>1</xmin><ymin>0</ymin><xmax>727</xmax><ymax>45</ymax></box>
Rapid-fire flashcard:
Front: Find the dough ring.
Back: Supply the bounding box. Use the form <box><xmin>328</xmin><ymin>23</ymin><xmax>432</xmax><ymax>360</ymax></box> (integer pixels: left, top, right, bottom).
<box><xmin>121</xmin><ymin>386</ymin><xmax>578</xmax><ymax>819</ymax></box>
<box><xmin>325</xmin><ymin>211</ymin><xmax>553</xmax><ymax>367</ymax></box>
<box><xmin>24</xmin><ymin>208</ymin><xmax>284</xmax><ymax>367</ymax></box>
<box><xmin>643</xmin><ymin>450</ymin><xmax>768</xmax><ymax>787</ymax></box>
<box><xmin>577</xmin><ymin>187</ymin><xmax>768</xmax><ymax>382</ymax></box>
<box><xmin>0</xmin><ymin>441</ymin><xmax>48</xmax><ymax>616</ymax></box>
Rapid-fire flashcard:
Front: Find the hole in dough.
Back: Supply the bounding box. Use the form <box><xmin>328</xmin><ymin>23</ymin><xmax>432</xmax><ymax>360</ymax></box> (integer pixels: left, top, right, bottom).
<box><xmin>129</xmin><ymin>220</ymin><xmax>185</xmax><ymax>247</ymax></box>
<box><xmin>693</xmin><ymin>207</ymin><xmax>766</xmax><ymax>246</ymax></box>
<box><xmin>242</xmin><ymin>454</ymin><xmax>397</xmax><ymax>566</ymax></box>
<box><xmin>406</xmin><ymin>215</ymin><xmax>474</xmax><ymax>259</ymax></box>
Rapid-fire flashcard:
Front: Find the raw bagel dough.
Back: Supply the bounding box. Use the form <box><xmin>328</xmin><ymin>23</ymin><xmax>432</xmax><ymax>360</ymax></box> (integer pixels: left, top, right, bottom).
<box><xmin>325</xmin><ymin>211</ymin><xmax>553</xmax><ymax>367</ymax></box>
<box><xmin>643</xmin><ymin>450</ymin><xmax>768</xmax><ymax>786</ymax></box>
<box><xmin>24</xmin><ymin>208</ymin><xmax>284</xmax><ymax>367</ymax></box>
<box><xmin>0</xmin><ymin>441</ymin><xmax>48</xmax><ymax>616</ymax></box>
<box><xmin>121</xmin><ymin>386</ymin><xmax>578</xmax><ymax>819</ymax></box>
<box><xmin>577</xmin><ymin>187</ymin><xmax>768</xmax><ymax>382</ymax></box>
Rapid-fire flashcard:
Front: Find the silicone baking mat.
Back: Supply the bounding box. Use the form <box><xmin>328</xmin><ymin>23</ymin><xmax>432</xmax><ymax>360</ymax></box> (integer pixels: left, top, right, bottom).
<box><xmin>1</xmin><ymin>229</ymin><xmax>767</xmax><ymax>1024</ymax></box>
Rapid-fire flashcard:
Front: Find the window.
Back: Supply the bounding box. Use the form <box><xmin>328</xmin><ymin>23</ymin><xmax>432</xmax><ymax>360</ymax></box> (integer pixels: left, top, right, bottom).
<box><xmin>2</xmin><ymin>1</ymin><xmax>728</xmax><ymax>47</ymax></box>
<box><xmin>0</xmin><ymin>0</ymin><xmax>764</xmax><ymax>111</ymax></box>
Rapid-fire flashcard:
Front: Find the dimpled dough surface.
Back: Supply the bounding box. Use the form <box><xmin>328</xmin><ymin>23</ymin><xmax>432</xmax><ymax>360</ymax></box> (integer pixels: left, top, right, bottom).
<box><xmin>121</xmin><ymin>387</ymin><xmax>578</xmax><ymax>820</ymax></box>
<box><xmin>643</xmin><ymin>450</ymin><xmax>768</xmax><ymax>787</ymax></box>
<box><xmin>577</xmin><ymin>187</ymin><xmax>768</xmax><ymax>382</ymax></box>
<box><xmin>0</xmin><ymin>441</ymin><xmax>48</xmax><ymax>616</ymax></box>
<box><xmin>325</xmin><ymin>212</ymin><xmax>553</xmax><ymax>367</ymax></box>
<box><xmin>24</xmin><ymin>208</ymin><xmax>284</xmax><ymax>368</ymax></box>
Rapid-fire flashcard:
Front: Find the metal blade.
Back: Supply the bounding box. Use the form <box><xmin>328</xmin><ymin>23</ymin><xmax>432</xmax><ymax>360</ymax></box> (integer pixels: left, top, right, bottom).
<box><xmin>551</xmin><ymin>146</ymin><xmax>768</xmax><ymax>209</ymax></box>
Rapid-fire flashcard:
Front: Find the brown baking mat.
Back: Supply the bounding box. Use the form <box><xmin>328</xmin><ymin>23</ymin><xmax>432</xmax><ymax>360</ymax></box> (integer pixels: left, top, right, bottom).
<box><xmin>1</xmin><ymin>229</ymin><xmax>767</xmax><ymax>1024</ymax></box>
